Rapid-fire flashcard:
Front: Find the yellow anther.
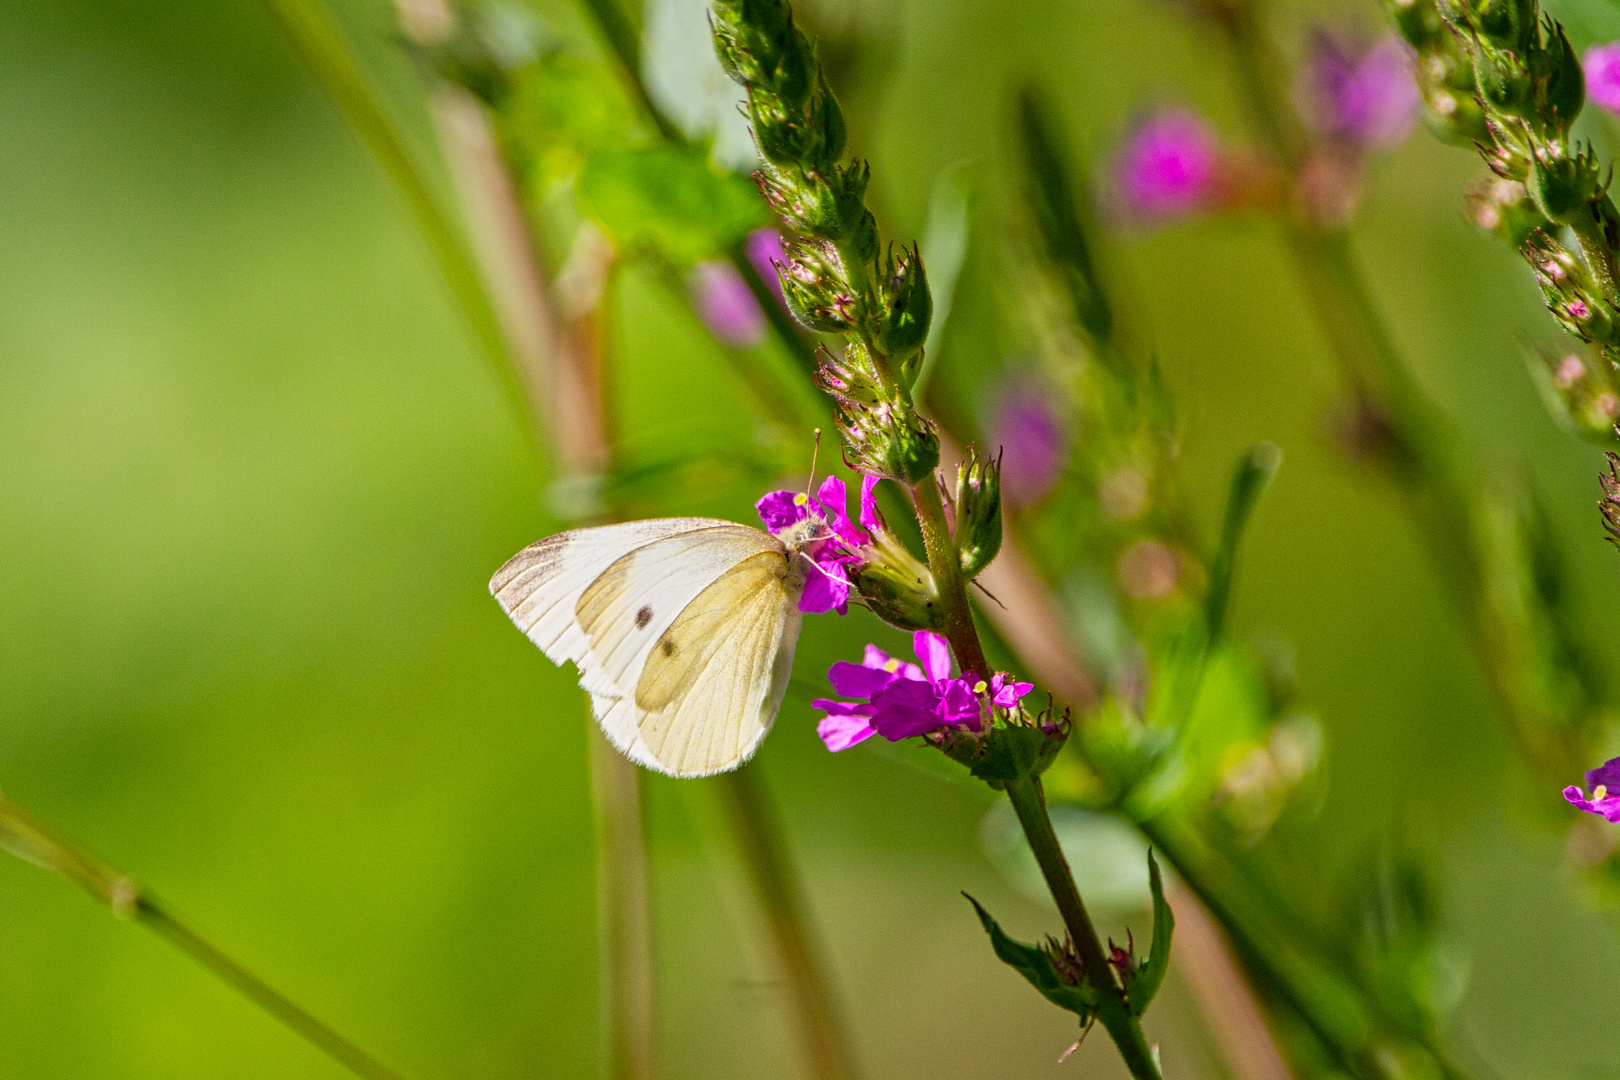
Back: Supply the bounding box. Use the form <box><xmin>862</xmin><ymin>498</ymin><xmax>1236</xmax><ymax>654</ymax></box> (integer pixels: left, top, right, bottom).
<box><xmin>883</xmin><ymin>659</ymin><xmax>901</xmax><ymax>673</ymax></box>
<box><xmin>973</xmin><ymin>680</ymin><xmax>988</xmax><ymax>694</ymax></box>
<box><xmin>1596</xmin><ymin>784</ymin><xmax>1609</xmax><ymax>800</ymax></box>
<box><xmin>793</xmin><ymin>493</ymin><xmax>809</xmax><ymax>506</ymax></box>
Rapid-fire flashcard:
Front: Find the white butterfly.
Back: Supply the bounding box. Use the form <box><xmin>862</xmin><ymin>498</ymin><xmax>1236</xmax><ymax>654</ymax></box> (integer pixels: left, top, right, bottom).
<box><xmin>490</xmin><ymin>514</ymin><xmax>826</xmax><ymax>777</ymax></box>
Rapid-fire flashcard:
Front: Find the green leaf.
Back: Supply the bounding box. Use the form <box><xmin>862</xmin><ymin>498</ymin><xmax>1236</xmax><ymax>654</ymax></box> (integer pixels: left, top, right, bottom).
<box><xmin>963</xmin><ymin>893</ymin><xmax>1097</xmax><ymax>1022</ymax></box>
<box><xmin>1126</xmin><ymin>850</ymin><xmax>1174</xmax><ymax>1016</ymax></box>
<box><xmin>577</xmin><ymin>145</ymin><xmax>768</xmax><ymax>264</ymax></box>
<box><xmin>498</xmin><ymin>53</ymin><xmax>641</xmax><ymax>188</ymax></box>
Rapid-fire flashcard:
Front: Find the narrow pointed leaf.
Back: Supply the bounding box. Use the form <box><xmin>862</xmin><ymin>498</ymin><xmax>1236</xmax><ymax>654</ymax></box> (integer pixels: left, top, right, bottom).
<box><xmin>1127</xmin><ymin>850</ymin><xmax>1174</xmax><ymax>1016</ymax></box>
<box><xmin>964</xmin><ymin>893</ymin><xmax>1097</xmax><ymax>1021</ymax></box>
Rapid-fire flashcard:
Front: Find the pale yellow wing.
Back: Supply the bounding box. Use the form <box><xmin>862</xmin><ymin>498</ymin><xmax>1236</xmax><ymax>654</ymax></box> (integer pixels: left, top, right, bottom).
<box><xmin>591</xmin><ymin>549</ymin><xmax>803</xmax><ymax>777</ymax></box>
<box><xmin>489</xmin><ymin>517</ymin><xmax>730</xmax><ymax>695</ymax></box>
<box><xmin>574</xmin><ymin>524</ymin><xmax>782</xmax><ymax>697</ymax></box>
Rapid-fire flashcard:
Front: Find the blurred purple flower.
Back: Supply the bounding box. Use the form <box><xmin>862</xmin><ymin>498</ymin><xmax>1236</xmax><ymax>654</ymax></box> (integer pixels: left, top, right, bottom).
<box><xmin>813</xmin><ymin>633</ymin><xmax>1033</xmax><ymax>752</ymax></box>
<box><xmin>1586</xmin><ymin>44</ymin><xmax>1620</xmax><ymax>113</ymax></box>
<box><xmin>745</xmin><ymin>228</ymin><xmax>787</xmax><ymax>302</ymax></box>
<box><xmin>756</xmin><ymin>475</ymin><xmax>871</xmax><ymax>615</ymax></box>
<box><xmin>986</xmin><ymin>381</ymin><xmax>1067</xmax><ymax>508</ymax></box>
<box><xmin>689</xmin><ymin>260</ymin><xmax>765</xmax><ymax>348</ymax></box>
<box><xmin>1113</xmin><ymin>109</ymin><xmax>1220</xmax><ymax>220</ymax></box>
<box><xmin>1565</xmin><ymin>756</ymin><xmax>1620</xmax><ymax>822</ymax></box>
<box><xmin>1296</xmin><ymin>32</ymin><xmax>1419</xmax><ymax>149</ymax></box>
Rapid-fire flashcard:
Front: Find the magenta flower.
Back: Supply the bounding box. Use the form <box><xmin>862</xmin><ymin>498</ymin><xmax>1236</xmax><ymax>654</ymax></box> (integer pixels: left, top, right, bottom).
<box><xmin>756</xmin><ymin>475</ymin><xmax>874</xmax><ymax>615</ymax></box>
<box><xmin>745</xmin><ymin>228</ymin><xmax>787</xmax><ymax>303</ymax></box>
<box><xmin>1586</xmin><ymin>44</ymin><xmax>1620</xmax><ymax>114</ymax></box>
<box><xmin>1112</xmin><ymin>109</ymin><xmax>1220</xmax><ymax>221</ymax></box>
<box><xmin>1564</xmin><ymin>756</ymin><xmax>1620</xmax><ymax>822</ymax></box>
<box><xmin>1296</xmin><ymin>31</ymin><xmax>1419</xmax><ymax>149</ymax></box>
<box><xmin>689</xmin><ymin>260</ymin><xmax>765</xmax><ymax>348</ymax></box>
<box><xmin>986</xmin><ymin>381</ymin><xmax>1067</xmax><ymax>509</ymax></box>
<box><xmin>812</xmin><ymin>631</ymin><xmax>1034</xmax><ymax>752</ymax></box>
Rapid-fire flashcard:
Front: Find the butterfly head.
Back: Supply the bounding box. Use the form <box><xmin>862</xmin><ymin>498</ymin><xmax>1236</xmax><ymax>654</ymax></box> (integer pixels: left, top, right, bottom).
<box><xmin>776</xmin><ymin>493</ymin><xmax>833</xmax><ymax>554</ymax></box>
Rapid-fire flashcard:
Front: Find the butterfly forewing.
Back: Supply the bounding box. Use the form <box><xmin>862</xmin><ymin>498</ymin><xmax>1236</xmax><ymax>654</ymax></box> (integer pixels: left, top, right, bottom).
<box><xmin>620</xmin><ymin>550</ymin><xmax>802</xmax><ymax>775</ymax></box>
<box><xmin>574</xmin><ymin>525</ymin><xmax>785</xmax><ymax>698</ymax></box>
<box><xmin>489</xmin><ymin>518</ymin><xmax>727</xmax><ymax>693</ymax></box>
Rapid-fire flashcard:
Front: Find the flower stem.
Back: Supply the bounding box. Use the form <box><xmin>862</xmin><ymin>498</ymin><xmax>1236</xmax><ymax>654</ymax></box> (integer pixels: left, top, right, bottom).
<box><xmin>715</xmin><ymin>767</ymin><xmax>861</xmax><ymax>1080</ymax></box>
<box><xmin>911</xmin><ymin>473</ymin><xmax>1161</xmax><ymax>1078</ymax></box>
<box><xmin>1004</xmin><ymin>776</ymin><xmax>1163</xmax><ymax>1080</ymax></box>
<box><xmin>0</xmin><ymin>794</ymin><xmax>404</xmax><ymax>1080</ymax></box>
<box><xmin>910</xmin><ymin>477</ymin><xmax>989</xmax><ymax>678</ymax></box>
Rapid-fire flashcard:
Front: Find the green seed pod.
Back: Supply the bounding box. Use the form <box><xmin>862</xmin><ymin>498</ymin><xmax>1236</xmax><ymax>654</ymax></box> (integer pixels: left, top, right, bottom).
<box><xmin>953</xmin><ymin>446</ymin><xmax>1003</xmax><ymax>581</ymax></box>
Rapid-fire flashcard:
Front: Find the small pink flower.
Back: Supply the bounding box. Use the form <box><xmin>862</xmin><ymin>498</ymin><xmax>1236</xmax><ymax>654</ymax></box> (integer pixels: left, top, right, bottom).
<box><xmin>1112</xmin><ymin>109</ymin><xmax>1221</xmax><ymax>221</ymax></box>
<box><xmin>813</xmin><ymin>633</ymin><xmax>1033</xmax><ymax>752</ymax></box>
<box><xmin>745</xmin><ymin>228</ymin><xmax>787</xmax><ymax>302</ymax></box>
<box><xmin>1586</xmin><ymin>44</ymin><xmax>1620</xmax><ymax>114</ymax></box>
<box><xmin>987</xmin><ymin>381</ymin><xmax>1067</xmax><ymax>509</ymax></box>
<box><xmin>756</xmin><ymin>476</ymin><xmax>872</xmax><ymax>615</ymax></box>
<box><xmin>689</xmin><ymin>261</ymin><xmax>765</xmax><ymax>348</ymax></box>
<box><xmin>1296</xmin><ymin>31</ymin><xmax>1419</xmax><ymax>149</ymax></box>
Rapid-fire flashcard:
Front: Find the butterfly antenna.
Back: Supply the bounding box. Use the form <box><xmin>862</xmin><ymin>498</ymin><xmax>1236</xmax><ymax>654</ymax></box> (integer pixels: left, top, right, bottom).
<box><xmin>805</xmin><ymin>428</ymin><xmax>822</xmax><ymax>497</ymax></box>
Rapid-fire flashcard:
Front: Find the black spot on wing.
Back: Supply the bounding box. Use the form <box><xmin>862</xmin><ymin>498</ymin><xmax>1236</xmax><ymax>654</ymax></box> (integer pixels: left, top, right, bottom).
<box><xmin>661</xmin><ymin>638</ymin><xmax>677</xmax><ymax>657</ymax></box>
<box><xmin>636</xmin><ymin>605</ymin><xmax>653</xmax><ymax>629</ymax></box>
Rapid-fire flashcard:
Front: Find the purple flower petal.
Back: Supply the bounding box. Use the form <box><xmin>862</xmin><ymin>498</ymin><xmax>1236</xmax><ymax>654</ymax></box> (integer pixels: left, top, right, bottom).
<box><xmin>817</xmin><ymin>712</ymin><xmax>878</xmax><ymax>751</ymax></box>
<box><xmin>745</xmin><ymin>228</ymin><xmax>787</xmax><ymax>302</ymax></box>
<box><xmin>862</xmin><ymin>644</ymin><xmax>923</xmax><ymax>680</ymax></box>
<box><xmin>1298</xmin><ymin>31</ymin><xmax>1417</xmax><ymax>149</ymax></box>
<box><xmin>1587</xmin><ymin>44</ymin><xmax>1620</xmax><ymax>114</ymax></box>
<box><xmin>987</xmin><ymin>382</ymin><xmax>1066</xmax><ymax>509</ymax></box>
<box><xmin>815</xmin><ymin>475</ymin><xmax>869</xmax><ymax>549</ymax></box>
<box><xmin>989</xmin><ymin>672</ymin><xmax>1035</xmax><ymax>708</ymax></box>
<box><xmin>859</xmin><ymin>475</ymin><xmax>886</xmax><ymax>533</ymax></box>
<box><xmin>1586</xmin><ymin>755</ymin><xmax>1620</xmax><ymax>792</ymax></box>
<box><xmin>868</xmin><ymin>700</ymin><xmax>947</xmax><ymax>741</ymax></box>
<box><xmin>827</xmin><ymin>660</ymin><xmax>900</xmax><ymax>698</ymax></box>
<box><xmin>689</xmin><ymin>261</ymin><xmax>766</xmax><ymax>348</ymax></box>
<box><xmin>757</xmin><ymin>490</ymin><xmax>811</xmax><ymax>532</ymax></box>
<box><xmin>1114</xmin><ymin>109</ymin><xmax>1219</xmax><ymax>220</ymax></box>
<box><xmin>799</xmin><ymin>555</ymin><xmax>851</xmax><ymax>615</ymax></box>
<box><xmin>913</xmin><ymin>631</ymin><xmax>953</xmax><ymax>683</ymax></box>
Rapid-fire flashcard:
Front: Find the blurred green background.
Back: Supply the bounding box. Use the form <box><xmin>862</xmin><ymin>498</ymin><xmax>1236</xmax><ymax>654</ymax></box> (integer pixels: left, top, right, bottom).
<box><xmin>3</xmin><ymin>0</ymin><xmax>1619</xmax><ymax>1077</ymax></box>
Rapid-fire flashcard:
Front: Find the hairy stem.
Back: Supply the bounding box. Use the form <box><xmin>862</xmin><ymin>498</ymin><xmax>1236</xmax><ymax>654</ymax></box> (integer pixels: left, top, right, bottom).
<box><xmin>0</xmin><ymin>795</ymin><xmax>404</xmax><ymax>1080</ymax></box>
<box><xmin>1005</xmin><ymin>777</ymin><xmax>1164</xmax><ymax>1080</ymax></box>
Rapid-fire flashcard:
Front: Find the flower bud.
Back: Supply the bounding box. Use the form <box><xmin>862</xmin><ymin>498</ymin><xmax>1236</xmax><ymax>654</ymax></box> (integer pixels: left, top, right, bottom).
<box><xmin>771</xmin><ymin>21</ymin><xmax>816</xmax><ymax>109</ymax></box>
<box><xmin>1523</xmin><ymin>229</ymin><xmax>1617</xmax><ymax>343</ymax></box>
<box><xmin>814</xmin><ymin>344</ymin><xmax>940</xmax><ymax>483</ymax></box>
<box><xmin>755</xmin><ymin>163</ymin><xmax>841</xmax><ymax>237</ymax></box>
<box><xmin>1538</xmin><ymin>21</ymin><xmax>1586</xmax><ymax>134</ymax></box>
<box><xmin>851</xmin><ymin>548</ymin><xmax>939</xmax><ymax>630</ymax></box>
<box><xmin>953</xmin><ymin>446</ymin><xmax>1003</xmax><ymax>580</ymax></box>
<box><xmin>1466</xmin><ymin>177</ymin><xmax>1546</xmax><ymax>246</ymax></box>
<box><xmin>1526</xmin><ymin>147</ymin><xmax>1603</xmax><ymax>226</ymax></box>
<box><xmin>778</xmin><ymin>238</ymin><xmax>856</xmax><ymax>333</ymax></box>
<box><xmin>876</xmin><ymin>244</ymin><xmax>932</xmax><ymax>370</ymax></box>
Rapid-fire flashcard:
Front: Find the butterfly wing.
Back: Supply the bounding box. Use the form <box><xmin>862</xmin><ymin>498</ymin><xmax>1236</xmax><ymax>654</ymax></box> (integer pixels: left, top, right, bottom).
<box><xmin>489</xmin><ymin>517</ymin><xmax>729</xmax><ymax>693</ymax></box>
<box><xmin>573</xmin><ymin>524</ymin><xmax>785</xmax><ymax>697</ymax></box>
<box><xmin>594</xmin><ymin>549</ymin><xmax>804</xmax><ymax>776</ymax></box>
<box><xmin>492</xmin><ymin>519</ymin><xmax>806</xmax><ymax>776</ymax></box>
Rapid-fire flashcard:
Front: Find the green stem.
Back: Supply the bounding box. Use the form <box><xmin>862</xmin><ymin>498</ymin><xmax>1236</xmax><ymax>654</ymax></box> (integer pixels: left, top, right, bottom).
<box><xmin>1005</xmin><ymin>777</ymin><xmax>1163</xmax><ymax>1080</ymax></box>
<box><xmin>716</xmin><ymin>767</ymin><xmax>862</xmax><ymax>1080</ymax></box>
<box><xmin>910</xmin><ymin>477</ymin><xmax>989</xmax><ymax>677</ymax></box>
<box><xmin>911</xmin><ymin>477</ymin><xmax>1161</xmax><ymax>1079</ymax></box>
<box><xmin>0</xmin><ymin>795</ymin><xmax>404</xmax><ymax>1080</ymax></box>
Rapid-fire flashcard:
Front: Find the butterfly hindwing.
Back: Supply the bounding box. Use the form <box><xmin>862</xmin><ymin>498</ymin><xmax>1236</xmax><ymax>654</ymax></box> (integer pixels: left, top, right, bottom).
<box><xmin>492</xmin><ymin>517</ymin><xmax>807</xmax><ymax>777</ymax></box>
<box><xmin>592</xmin><ymin>550</ymin><xmax>802</xmax><ymax>776</ymax></box>
<box><xmin>574</xmin><ymin>525</ymin><xmax>785</xmax><ymax>697</ymax></box>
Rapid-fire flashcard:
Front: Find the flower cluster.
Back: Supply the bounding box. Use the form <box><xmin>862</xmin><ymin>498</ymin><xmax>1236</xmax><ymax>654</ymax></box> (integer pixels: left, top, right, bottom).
<box><xmin>1296</xmin><ymin>31</ymin><xmax>1419</xmax><ymax>151</ymax></box>
<box><xmin>1564</xmin><ymin>756</ymin><xmax>1620</xmax><ymax>822</ymax></box>
<box><xmin>812</xmin><ymin>630</ymin><xmax>1032</xmax><ymax>751</ymax></box>
<box><xmin>756</xmin><ymin>475</ymin><xmax>877</xmax><ymax>614</ymax></box>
